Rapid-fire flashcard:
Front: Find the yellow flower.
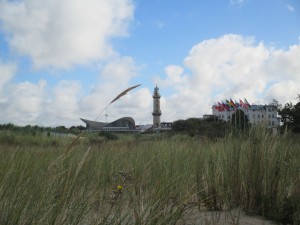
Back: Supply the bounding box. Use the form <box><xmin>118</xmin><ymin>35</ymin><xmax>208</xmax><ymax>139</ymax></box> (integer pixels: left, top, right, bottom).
<box><xmin>117</xmin><ymin>185</ymin><xmax>123</xmax><ymax>190</ymax></box>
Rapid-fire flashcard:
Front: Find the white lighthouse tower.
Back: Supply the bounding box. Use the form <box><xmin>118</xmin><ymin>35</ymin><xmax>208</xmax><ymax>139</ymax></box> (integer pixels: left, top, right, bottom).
<box><xmin>152</xmin><ymin>85</ymin><xmax>162</xmax><ymax>128</ymax></box>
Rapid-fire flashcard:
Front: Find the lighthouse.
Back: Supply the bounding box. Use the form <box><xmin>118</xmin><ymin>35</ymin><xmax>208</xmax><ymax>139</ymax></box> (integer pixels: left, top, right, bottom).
<box><xmin>152</xmin><ymin>85</ymin><xmax>162</xmax><ymax>128</ymax></box>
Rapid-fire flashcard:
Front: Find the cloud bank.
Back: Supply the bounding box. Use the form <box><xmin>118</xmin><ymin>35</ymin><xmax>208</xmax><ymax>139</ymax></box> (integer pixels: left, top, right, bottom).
<box><xmin>0</xmin><ymin>0</ymin><xmax>134</xmax><ymax>68</ymax></box>
<box><xmin>159</xmin><ymin>34</ymin><xmax>300</xmax><ymax>121</ymax></box>
<box><xmin>0</xmin><ymin>33</ymin><xmax>299</xmax><ymax>126</ymax></box>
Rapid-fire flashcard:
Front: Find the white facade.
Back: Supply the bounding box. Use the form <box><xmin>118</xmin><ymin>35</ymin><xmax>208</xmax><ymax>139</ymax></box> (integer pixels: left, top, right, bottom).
<box><xmin>212</xmin><ymin>104</ymin><xmax>280</xmax><ymax>128</ymax></box>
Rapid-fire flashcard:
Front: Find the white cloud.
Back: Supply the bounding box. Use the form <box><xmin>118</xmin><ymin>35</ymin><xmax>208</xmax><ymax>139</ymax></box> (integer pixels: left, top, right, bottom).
<box><xmin>101</xmin><ymin>56</ymin><xmax>139</xmax><ymax>83</ymax></box>
<box><xmin>79</xmin><ymin>82</ymin><xmax>151</xmax><ymax>126</ymax></box>
<box><xmin>155</xmin><ymin>65</ymin><xmax>188</xmax><ymax>89</ymax></box>
<box><xmin>0</xmin><ymin>0</ymin><xmax>134</xmax><ymax>69</ymax></box>
<box><xmin>156</xmin><ymin>21</ymin><xmax>165</xmax><ymax>29</ymax></box>
<box><xmin>286</xmin><ymin>4</ymin><xmax>294</xmax><ymax>12</ymax></box>
<box><xmin>1</xmin><ymin>34</ymin><xmax>300</xmax><ymax>126</ymax></box>
<box><xmin>183</xmin><ymin>35</ymin><xmax>269</xmax><ymax>100</ymax></box>
<box><xmin>158</xmin><ymin>34</ymin><xmax>300</xmax><ymax>120</ymax></box>
<box><xmin>78</xmin><ymin>55</ymin><xmax>144</xmax><ymax>122</ymax></box>
<box><xmin>0</xmin><ymin>61</ymin><xmax>16</xmax><ymax>97</ymax></box>
<box><xmin>0</xmin><ymin>55</ymin><xmax>148</xmax><ymax>126</ymax></box>
<box><xmin>230</xmin><ymin>0</ymin><xmax>246</xmax><ymax>6</ymax></box>
<box><xmin>44</xmin><ymin>80</ymin><xmax>82</xmax><ymax>123</ymax></box>
<box><xmin>264</xmin><ymin>45</ymin><xmax>300</xmax><ymax>82</ymax></box>
<box><xmin>0</xmin><ymin>80</ymin><xmax>46</xmax><ymax>125</ymax></box>
<box><xmin>108</xmin><ymin>87</ymin><xmax>153</xmax><ymax>124</ymax></box>
<box><xmin>264</xmin><ymin>80</ymin><xmax>300</xmax><ymax>105</ymax></box>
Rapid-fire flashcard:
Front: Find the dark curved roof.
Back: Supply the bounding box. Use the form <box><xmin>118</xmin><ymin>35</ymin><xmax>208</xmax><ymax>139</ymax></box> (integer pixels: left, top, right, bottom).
<box><xmin>80</xmin><ymin>117</ymin><xmax>135</xmax><ymax>130</ymax></box>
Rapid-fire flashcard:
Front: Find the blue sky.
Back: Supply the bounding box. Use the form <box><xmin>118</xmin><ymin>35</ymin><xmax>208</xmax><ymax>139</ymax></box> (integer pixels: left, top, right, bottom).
<box><xmin>0</xmin><ymin>0</ymin><xmax>299</xmax><ymax>126</ymax></box>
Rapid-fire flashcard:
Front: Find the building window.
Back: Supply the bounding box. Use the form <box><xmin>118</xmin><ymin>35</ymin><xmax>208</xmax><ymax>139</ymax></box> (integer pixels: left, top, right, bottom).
<box><xmin>272</xmin><ymin>114</ymin><xmax>275</xmax><ymax>118</ymax></box>
<box><xmin>272</xmin><ymin>121</ymin><xmax>274</xmax><ymax>125</ymax></box>
<box><xmin>268</xmin><ymin>114</ymin><xmax>271</xmax><ymax>119</ymax></box>
<box><xmin>262</xmin><ymin>115</ymin><xmax>264</xmax><ymax>119</ymax></box>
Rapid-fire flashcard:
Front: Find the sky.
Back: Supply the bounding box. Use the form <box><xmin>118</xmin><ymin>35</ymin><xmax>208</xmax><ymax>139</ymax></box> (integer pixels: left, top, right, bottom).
<box><xmin>0</xmin><ymin>0</ymin><xmax>299</xmax><ymax>127</ymax></box>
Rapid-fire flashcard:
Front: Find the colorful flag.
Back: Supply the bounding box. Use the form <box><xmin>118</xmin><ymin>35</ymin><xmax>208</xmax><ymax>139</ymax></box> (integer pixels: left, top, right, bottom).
<box><xmin>230</xmin><ymin>98</ymin><xmax>237</xmax><ymax>108</ymax></box>
<box><xmin>218</xmin><ymin>102</ymin><xmax>224</xmax><ymax>111</ymax></box>
<box><xmin>222</xmin><ymin>101</ymin><xmax>230</xmax><ymax>111</ymax></box>
<box><xmin>213</xmin><ymin>104</ymin><xmax>220</xmax><ymax>111</ymax></box>
<box><xmin>216</xmin><ymin>105</ymin><xmax>224</xmax><ymax>112</ymax></box>
<box><xmin>239</xmin><ymin>99</ymin><xmax>245</xmax><ymax>108</ymax></box>
<box><xmin>235</xmin><ymin>100</ymin><xmax>240</xmax><ymax>107</ymax></box>
<box><xmin>226</xmin><ymin>100</ymin><xmax>231</xmax><ymax>107</ymax></box>
<box><xmin>244</xmin><ymin>98</ymin><xmax>251</xmax><ymax>108</ymax></box>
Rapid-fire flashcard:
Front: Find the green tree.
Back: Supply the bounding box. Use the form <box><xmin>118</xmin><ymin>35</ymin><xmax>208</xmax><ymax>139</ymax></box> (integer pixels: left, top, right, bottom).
<box><xmin>172</xmin><ymin>118</ymin><xmax>201</xmax><ymax>136</ymax></box>
<box><xmin>279</xmin><ymin>102</ymin><xmax>294</xmax><ymax>127</ymax></box>
<box><xmin>172</xmin><ymin>118</ymin><xmax>227</xmax><ymax>137</ymax></box>
<box><xmin>230</xmin><ymin>109</ymin><xmax>249</xmax><ymax>130</ymax></box>
<box><xmin>278</xmin><ymin>95</ymin><xmax>300</xmax><ymax>133</ymax></box>
<box><xmin>292</xmin><ymin>102</ymin><xmax>300</xmax><ymax>133</ymax></box>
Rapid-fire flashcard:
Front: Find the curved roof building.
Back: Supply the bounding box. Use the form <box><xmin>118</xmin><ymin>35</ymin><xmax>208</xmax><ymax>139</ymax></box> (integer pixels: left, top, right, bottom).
<box><xmin>80</xmin><ymin>117</ymin><xmax>135</xmax><ymax>131</ymax></box>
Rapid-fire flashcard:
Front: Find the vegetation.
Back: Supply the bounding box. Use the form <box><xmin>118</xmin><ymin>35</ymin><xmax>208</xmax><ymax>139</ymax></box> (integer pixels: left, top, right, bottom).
<box><xmin>172</xmin><ymin>117</ymin><xmax>228</xmax><ymax>138</ymax></box>
<box><xmin>279</xmin><ymin>100</ymin><xmax>300</xmax><ymax>133</ymax></box>
<box><xmin>0</xmin><ymin>127</ymin><xmax>299</xmax><ymax>224</ymax></box>
<box><xmin>0</xmin><ymin>123</ymin><xmax>85</xmax><ymax>135</ymax></box>
<box><xmin>278</xmin><ymin>94</ymin><xmax>300</xmax><ymax>133</ymax></box>
<box><xmin>230</xmin><ymin>109</ymin><xmax>249</xmax><ymax>131</ymax></box>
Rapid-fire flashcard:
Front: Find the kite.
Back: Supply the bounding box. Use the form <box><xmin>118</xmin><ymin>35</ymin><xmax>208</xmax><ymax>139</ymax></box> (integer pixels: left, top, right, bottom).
<box><xmin>110</xmin><ymin>84</ymin><xmax>142</xmax><ymax>104</ymax></box>
<box><xmin>95</xmin><ymin>84</ymin><xmax>142</xmax><ymax>121</ymax></box>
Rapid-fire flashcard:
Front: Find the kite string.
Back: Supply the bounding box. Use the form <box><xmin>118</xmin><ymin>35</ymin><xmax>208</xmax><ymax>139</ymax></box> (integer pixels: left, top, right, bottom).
<box><xmin>94</xmin><ymin>104</ymin><xmax>111</xmax><ymax>121</ymax></box>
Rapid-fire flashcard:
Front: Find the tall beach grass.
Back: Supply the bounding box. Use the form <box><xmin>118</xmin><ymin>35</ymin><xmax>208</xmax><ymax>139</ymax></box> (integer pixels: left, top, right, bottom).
<box><xmin>0</xmin><ymin>127</ymin><xmax>299</xmax><ymax>224</ymax></box>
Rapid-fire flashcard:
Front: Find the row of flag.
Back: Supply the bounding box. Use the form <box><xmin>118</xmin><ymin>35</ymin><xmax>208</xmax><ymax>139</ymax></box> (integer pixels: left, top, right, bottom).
<box><xmin>213</xmin><ymin>98</ymin><xmax>251</xmax><ymax>112</ymax></box>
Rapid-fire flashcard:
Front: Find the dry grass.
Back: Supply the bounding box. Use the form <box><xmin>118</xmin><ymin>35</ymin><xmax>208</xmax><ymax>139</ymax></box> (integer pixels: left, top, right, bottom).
<box><xmin>0</xmin><ymin>127</ymin><xmax>299</xmax><ymax>224</ymax></box>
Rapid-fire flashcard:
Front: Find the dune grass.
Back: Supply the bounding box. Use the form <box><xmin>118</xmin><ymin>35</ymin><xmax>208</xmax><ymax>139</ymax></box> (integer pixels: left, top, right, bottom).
<box><xmin>0</xmin><ymin>127</ymin><xmax>299</xmax><ymax>224</ymax></box>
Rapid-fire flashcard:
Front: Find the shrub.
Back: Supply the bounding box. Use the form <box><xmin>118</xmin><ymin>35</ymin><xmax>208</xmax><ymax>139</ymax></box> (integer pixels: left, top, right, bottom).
<box><xmin>98</xmin><ymin>131</ymin><xmax>119</xmax><ymax>141</ymax></box>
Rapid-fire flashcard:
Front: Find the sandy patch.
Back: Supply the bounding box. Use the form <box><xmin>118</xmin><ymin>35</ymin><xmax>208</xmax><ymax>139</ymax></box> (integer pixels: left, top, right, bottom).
<box><xmin>177</xmin><ymin>208</ymin><xmax>276</xmax><ymax>225</ymax></box>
